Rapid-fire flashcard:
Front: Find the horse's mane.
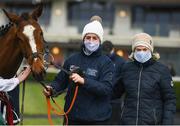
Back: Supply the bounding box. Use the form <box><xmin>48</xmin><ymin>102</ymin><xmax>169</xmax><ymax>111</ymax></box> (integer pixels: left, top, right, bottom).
<box><xmin>0</xmin><ymin>22</ymin><xmax>13</xmax><ymax>36</ymax></box>
<box><xmin>0</xmin><ymin>12</ymin><xmax>30</xmax><ymax>37</ymax></box>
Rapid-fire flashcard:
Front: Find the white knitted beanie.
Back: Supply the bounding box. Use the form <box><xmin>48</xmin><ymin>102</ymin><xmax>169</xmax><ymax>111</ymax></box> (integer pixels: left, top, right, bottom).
<box><xmin>82</xmin><ymin>16</ymin><xmax>103</xmax><ymax>42</ymax></box>
<box><xmin>132</xmin><ymin>33</ymin><xmax>154</xmax><ymax>52</ymax></box>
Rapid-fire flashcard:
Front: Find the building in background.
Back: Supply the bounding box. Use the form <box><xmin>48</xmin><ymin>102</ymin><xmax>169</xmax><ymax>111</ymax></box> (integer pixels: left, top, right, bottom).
<box><xmin>0</xmin><ymin>0</ymin><xmax>180</xmax><ymax>75</ymax></box>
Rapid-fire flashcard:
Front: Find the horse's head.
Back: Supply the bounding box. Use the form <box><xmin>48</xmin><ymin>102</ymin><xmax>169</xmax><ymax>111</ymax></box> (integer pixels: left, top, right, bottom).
<box><xmin>3</xmin><ymin>5</ymin><xmax>46</xmax><ymax>81</ymax></box>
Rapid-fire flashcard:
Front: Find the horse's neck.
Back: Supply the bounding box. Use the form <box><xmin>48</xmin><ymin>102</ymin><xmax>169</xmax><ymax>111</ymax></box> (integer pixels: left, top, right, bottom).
<box><xmin>0</xmin><ymin>27</ymin><xmax>23</xmax><ymax>78</ymax></box>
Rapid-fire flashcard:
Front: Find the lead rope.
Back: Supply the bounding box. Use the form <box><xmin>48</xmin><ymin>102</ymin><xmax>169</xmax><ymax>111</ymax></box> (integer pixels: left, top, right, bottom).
<box><xmin>42</xmin><ymin>52</ymin><xmax>79</xmax><ymax>125</ymax></box>
<box><xmin>46</xmin><ymin>85</ymin><xmax>79</xmax><ymax>126</ymax></box>
<box><xmin>0</xmin><ymin>92</ymin><xmax>14</xmax><ymax>125</ymax></box>
<box><xmin>20</xmin><ymin>80</ymin><xmax>26</xmax><ymax>125</ymax></box>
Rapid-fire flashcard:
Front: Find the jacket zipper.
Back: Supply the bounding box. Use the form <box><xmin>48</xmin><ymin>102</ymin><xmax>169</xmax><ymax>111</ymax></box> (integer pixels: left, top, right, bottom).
<box><xmin>120</xmin><ymin>94</ymin><xmax>126</xmax><ymax>121</ymax></box>
<box><xmin>120</xmin><ymin>104</ymin><xmax>125</xmax><ymax>120</ymax></box>
<box><xmin>136</xmin><ymin>65</ymin><xmax>143</xmax><ymax>125</ymax></box>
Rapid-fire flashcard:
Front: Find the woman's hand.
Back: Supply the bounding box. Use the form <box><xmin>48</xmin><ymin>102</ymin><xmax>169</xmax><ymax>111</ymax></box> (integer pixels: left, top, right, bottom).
<box><xmin>43</xmin><ymin>85</ymin><xmax>53</xmax><ymax>97</ymax></box>
<box><xmin>70</xmin><ymin>73</ymin><xmax>85</xmax><ymax>85</ymax></box>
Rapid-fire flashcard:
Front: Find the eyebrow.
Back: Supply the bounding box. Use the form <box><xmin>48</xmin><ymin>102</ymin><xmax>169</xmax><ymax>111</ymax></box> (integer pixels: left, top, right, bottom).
<box><xmin>85</xmin><ymin>36</ymin><xmax>98</xmax><ymax>39</ymax></box>
<box><xmin>136</xmin><ymin>48</ymin><xmax>147</xmax><ymax>50</ymax></box>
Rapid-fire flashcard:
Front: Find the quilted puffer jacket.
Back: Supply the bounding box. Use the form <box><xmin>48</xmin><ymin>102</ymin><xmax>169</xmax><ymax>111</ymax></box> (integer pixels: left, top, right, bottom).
<box><xmin>114</xmin><ymin>59</ymin><xmax>176</xmax><ymax>125</ymax></box>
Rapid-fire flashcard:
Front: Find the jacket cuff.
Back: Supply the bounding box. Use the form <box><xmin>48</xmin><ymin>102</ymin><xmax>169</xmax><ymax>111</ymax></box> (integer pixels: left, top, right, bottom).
<box><xmin>13</xmin><ymin>78</ymin><xmax>20</xmax><ymax>85</ymax></box>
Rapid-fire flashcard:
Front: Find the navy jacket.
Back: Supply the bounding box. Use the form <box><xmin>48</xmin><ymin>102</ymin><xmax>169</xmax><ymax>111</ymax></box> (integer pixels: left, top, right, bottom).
<box><xmin>114</xmin><ymin>59</ymin><xmax>176</xmax><ymax>125</ymax></box>
<box><xmin>108</xmin><ymin>53</ymin><xmax>125</xmax><ymax>102</ymax></box>
<box><xmin>108</xmin><ymin>53</ymin><xmax>126</xmax><ymax>80</ymax></box>
<box><xmin>51</xmin><ymin>45</ymin><xmax>114</xmax><ymax>121</ymax></box>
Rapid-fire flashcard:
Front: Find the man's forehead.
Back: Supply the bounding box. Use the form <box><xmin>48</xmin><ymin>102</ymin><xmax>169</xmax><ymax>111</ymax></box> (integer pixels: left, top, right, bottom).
<box><xmin>135</xmin><ymin>45</ymin><xmax>148</xmax><ymax>49</ymax></box>
<box><xmin>86</xmin><ymin>33</ymin><xmax>98</xmax><ymax>37</ymax></box>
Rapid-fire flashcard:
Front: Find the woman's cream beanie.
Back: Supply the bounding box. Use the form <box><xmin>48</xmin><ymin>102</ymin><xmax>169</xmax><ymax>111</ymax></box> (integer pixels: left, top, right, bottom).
<box><xmin>129</xmin><ymin>33</ymin><xmax>160</xmax><ymax>60</ymax></box>
<box><xmin>132</xmin><ymin>33</ymin><xmax>153</xmax><ymax>52</ymax></box>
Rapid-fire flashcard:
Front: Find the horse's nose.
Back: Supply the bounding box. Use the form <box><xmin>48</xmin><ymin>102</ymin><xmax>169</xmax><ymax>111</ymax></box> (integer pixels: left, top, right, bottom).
<box><xmin>31</xmin><ymin>58</ymin><xmax>46</xmax><ymax>81</ymax></box>
<box><xmin>33</xmin><ymin>69</ymin><xmax>46</xmax><ymax>81</ymax></box>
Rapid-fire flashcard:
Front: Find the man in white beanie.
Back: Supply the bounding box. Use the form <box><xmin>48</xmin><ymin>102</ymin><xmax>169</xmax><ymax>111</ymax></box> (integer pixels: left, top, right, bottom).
<box><xmin>43</xmin><ymin>16</ymin><xmax>114</xmax><ymax>125</ymax></box>
<box><xmin>81</xmin><ymin>15</ymin><xmax>104</xmax><ymax>56</ymax></box>
<box><xmin>113</xmin><ymin>33</ymin><xmax>176</xmax><ymax>125</ymax></box>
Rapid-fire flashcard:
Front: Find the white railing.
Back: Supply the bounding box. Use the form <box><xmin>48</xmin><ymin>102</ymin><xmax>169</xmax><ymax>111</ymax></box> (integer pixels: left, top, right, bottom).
<box><xmin>173</xmin><ymin>77</ymin><xmax>180</xmax><ymax>82</ymax></box>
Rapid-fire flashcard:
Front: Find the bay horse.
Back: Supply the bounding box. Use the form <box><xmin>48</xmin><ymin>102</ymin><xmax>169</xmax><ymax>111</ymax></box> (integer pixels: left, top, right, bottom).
<box><xmin>0</xmin><ymin>5</ymin><xmax>46</xmax><ymax>124</ymax></box>
<box><xmin>0</xmin><ymin>5</ymin><xmax>45</xmax><ymax>80</ymax></box>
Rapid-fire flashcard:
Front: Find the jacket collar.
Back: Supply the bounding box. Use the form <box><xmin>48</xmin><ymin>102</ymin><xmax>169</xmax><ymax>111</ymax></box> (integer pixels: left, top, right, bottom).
<box><xmin>134</xmin><ymin>58</ymin><xmax>156</xmax><ymax>67</ymax></box>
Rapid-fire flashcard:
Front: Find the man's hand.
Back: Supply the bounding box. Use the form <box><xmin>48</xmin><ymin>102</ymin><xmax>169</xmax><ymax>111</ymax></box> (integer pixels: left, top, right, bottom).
<box><xmin>70</xmin><ymin>73</ymin><xmax>85</xmax><ymax>85</ymax></box>
<box><xmin>17</xmin><ymin>66</ymin><xmax>31</xmax><ymax>83</ymax></box>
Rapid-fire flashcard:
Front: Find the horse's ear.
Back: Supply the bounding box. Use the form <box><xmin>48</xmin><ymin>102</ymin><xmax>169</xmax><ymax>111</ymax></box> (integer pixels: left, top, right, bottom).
<box><xmin>2</xmin><ymin>9</ymin><xmax>19</xmax><ymax>23</ymax></box>
<box><xmin>31</xmin><ymin>4</ymin><xmax>43</xmax><ymax>21</ymax></box>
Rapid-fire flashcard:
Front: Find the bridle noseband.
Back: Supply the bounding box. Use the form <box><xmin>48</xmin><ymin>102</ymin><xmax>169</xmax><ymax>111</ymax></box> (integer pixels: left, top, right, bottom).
<box><xmin>31</xmin><ymin>52</ymin><xmax>43</xmax><ymax>60</ymax></box>
<box><xmin>26</xmin><ymin>39</ymin><xmax>49</xmax><ymax>62</ymax></box>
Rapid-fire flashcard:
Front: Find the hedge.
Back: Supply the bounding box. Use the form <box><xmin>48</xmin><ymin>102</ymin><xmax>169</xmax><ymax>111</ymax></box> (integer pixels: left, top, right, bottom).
<box><xmin>174</xmin><ymin>82</ymin><xmax>180</xmax><ymax>110</ymax></box>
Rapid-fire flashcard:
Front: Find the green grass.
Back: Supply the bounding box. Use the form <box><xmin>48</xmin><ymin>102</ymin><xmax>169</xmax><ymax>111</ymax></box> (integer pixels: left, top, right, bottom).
<box><xmin>20</xmin><ymin>81</ymin><xmax>65</xmax><ymax>125</ymax></box>
<box><xmin>174</xmin><ymin>81</ymin><xmax>180</xmax><ymax>110</ymax></box>
<box><xmin>28</xmin><ymin>72</ymin><xmax>57</xmax><ymax>83</ymax></box>
<box><xmin>23</xmin><ymin>118</ymin><xmax>63</xmax><ymax>125</ymax></box>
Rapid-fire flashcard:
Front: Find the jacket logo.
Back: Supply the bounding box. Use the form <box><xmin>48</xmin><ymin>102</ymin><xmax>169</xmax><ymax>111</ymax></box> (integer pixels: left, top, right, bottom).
<box><xmin>86</xmin><ymin>68</ymin><xmax>98</xmax><ymax>77</ymax></box>
<box><xmin>69</xmin><ymin>65</ymin><xmax>79</xmax><ymax>72</ymax></box>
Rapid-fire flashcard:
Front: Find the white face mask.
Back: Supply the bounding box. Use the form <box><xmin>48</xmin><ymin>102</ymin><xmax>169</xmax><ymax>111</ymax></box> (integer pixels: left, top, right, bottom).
<box><xmin>84</xmin><ymin>40</ymin><xmax>100</xmax><ymax>55</ymax></box>
<box><xmin>134</xmin><ymin>50</ymin><xmax>152</xmax><ymax>63</ymax></box>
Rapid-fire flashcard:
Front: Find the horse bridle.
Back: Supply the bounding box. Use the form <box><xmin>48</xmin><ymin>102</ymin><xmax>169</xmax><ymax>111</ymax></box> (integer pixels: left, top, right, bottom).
<box><xmin>31</xmin><ymin>52</ymin><xmax>43</xmax><ymax>59</ymax></box>
<box><xmin>42</xmin><ymin>39</ymin><xmax>55</xmax><ymax>69</ymax></box>
<box><xmin>25</xmin><ymin>39</ymin><xmax>50</xmax><ymax>66</ymax></box>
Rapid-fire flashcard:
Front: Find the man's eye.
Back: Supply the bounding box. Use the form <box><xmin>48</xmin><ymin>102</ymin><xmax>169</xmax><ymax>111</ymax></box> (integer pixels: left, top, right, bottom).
<box><xmin>92</xmin><ymin>37</ymin><xmax>98</xmax><ymax>40</ymax></box>
<box><xmin>143</xmin><ymin>49</ymin><xmax>147</xmax><ymax>51</ymax></box>
<box><xmin>136</xmin><ymin>49</ymin><xmax>141</xmax><ymax>51</ymax></box>
<box><xmin>86</xmin><ymin>36</ymin><xmax>91</xmax><ymax>39</ymax></box>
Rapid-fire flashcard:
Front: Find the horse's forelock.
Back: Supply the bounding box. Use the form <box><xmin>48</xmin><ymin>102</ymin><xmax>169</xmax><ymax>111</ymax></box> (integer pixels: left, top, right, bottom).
<box><xmin>20</xmin><ymin>12</ymin><xmax>30</xmax><ymax>21</ymax></box>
